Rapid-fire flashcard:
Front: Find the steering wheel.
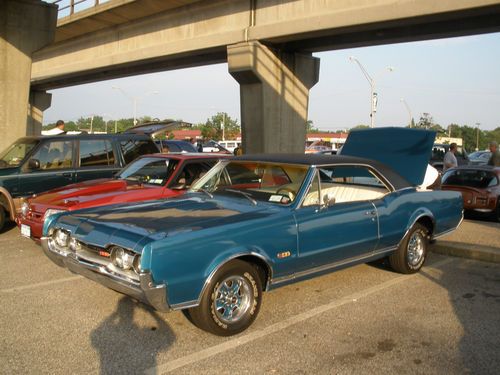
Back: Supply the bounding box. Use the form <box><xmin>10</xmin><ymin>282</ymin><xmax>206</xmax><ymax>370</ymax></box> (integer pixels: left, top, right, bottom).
<box><xmin>277</xmin><ymin>187</ymin><xmax>296</xmax><ymax>201</ymax></box>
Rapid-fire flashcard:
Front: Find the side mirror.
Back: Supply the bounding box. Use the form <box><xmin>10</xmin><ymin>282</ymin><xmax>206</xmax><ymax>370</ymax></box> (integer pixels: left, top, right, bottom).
<box><xmin>322</xmin><ymin>192</ymin><xmax>336</xmax><ymax>207</ymax></box>
<box><xmin>28</xmin><ymin>158</ymin><xmax>40</xmax><ymax>170</ymax></box>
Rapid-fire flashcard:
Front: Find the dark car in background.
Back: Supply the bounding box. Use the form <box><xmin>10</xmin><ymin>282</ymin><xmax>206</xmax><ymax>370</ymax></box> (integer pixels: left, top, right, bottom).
<box><xmin>430</xmin><ymin>143</ymin><xmax>469</xmax><ymax>171</ymax></box>
<box><xmin>155</xmin><ymin>140</ymin><xmax>198</xmax><ymax>153</ymax></box>
<box><xmin>441</xmin><ymin>165</ymin><xmax>500</xmax><ymax>221</ymax></box>
<box><xmin>0</xmin><ymin>133</ymin><xmax>158</xmax><ymax>231</ymax></box>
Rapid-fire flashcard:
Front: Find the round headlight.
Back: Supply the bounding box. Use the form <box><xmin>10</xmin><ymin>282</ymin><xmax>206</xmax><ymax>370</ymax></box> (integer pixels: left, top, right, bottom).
<box><xmin>110</xmin><ymin>246</ymin><xmax>134</xmax><ymax>270</ymax></box>
<box><xmin>69</xmin><ymin>237</ymin><xmax>81</xmax><ymax>252</ymax></box>
<box><xmin>132</xmin><ymin>255</ymin><xmax>141</xmax><ymax>274</ymax></box>
<box><xmin>54</xmin><ymin>229</ymin><xmax>70</xmax><ymax>248</ymax></box>
<box><xmin>21</xmin><ymin>202</ymin><xmax>30</xmax><ymax>217</ymax></box>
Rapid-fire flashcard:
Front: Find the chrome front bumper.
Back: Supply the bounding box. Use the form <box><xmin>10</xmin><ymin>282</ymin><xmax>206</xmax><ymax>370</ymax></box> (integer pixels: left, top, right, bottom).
<box><xmin>41</xmin><ymin>237</ymin><xmax>170</xmax><ymax>312</ymax></box>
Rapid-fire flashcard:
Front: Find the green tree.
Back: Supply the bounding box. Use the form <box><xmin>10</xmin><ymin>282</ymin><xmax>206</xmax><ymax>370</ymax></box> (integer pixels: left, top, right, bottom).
<box><xmin>306</xmin><ymin>120</ymin><xmax>319</xmax><ymax>133</ymax></box>
<box><xmin>414</xmin><ymin>113</ymin><xmax>444</xmax><ymax>133</ymax></box>
<box><xmin>196</xmin><ymin>112</ymin><xmax>240</xmax><ymax>140</ymax></box>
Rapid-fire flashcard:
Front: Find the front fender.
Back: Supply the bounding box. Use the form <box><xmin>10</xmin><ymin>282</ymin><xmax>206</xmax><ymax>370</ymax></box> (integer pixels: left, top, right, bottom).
<box><xmin>0</xmin><ymin>187</ymin><xmax>17</xmax><ymax>220</ymax></box>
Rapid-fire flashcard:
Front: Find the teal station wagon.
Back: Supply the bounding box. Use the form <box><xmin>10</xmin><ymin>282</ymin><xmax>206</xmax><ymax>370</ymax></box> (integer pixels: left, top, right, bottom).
<box><xmin>41</xmin><ymin>128</ymin><xmax>463</xmax><ymax>336</ymax></box>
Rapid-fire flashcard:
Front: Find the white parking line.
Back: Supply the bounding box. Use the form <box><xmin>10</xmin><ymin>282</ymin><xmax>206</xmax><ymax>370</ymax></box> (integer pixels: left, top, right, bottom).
<box><xmin>0</xmin><ymin>275</ymin><xmax>83</xmax><ymax>293</ymax></box>
<box><xmin>147</xmin><ymin>258</ymin><xmax>455</xmax><ymax>374</ymax></box>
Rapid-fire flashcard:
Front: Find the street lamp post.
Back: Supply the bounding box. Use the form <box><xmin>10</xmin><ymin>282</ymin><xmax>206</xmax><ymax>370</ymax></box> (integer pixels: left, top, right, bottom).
<box><xmin>400</xmin><ymin>98</ymin><xmax>413</xmax><ymax>128</ymax></box>
<box><xmin>475</xmin><ymin>123</ymin><xmax>480</xmax><ymax>151</ymax></box>
<box><xmin>112</xmin><ymin>86</ymin><xmax>159</xmax><ymax>126</ymax></box>
<box><xmin>349</xmin><ymin>56</ymin><xmax>394</xmax><ymax>128</ymax></box>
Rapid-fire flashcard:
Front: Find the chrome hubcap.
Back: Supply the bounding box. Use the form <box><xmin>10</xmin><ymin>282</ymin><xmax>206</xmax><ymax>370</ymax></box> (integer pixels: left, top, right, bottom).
<box><xmin>407</xmin><ymin>231</ymin><xmax>425</xmax><ymax>266</ymax></box>
<box><xmin>214</xmin><ymin>275</ymin><xmax>252</xmax><ymax>324</ymax></box>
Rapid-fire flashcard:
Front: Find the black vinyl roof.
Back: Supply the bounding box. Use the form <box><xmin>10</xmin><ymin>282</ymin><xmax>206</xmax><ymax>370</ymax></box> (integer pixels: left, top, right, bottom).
<box><xmin>233</xmin><ymin>153</ymin><xmax>412</xmax><ymax>190</ymax></box>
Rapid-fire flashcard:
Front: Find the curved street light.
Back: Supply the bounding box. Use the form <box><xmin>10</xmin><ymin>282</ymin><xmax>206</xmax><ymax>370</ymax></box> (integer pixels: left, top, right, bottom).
<box><xmin>400</xmin><ymin>98</ymin><xmax>413</xmax><ymax>128</ymax></box>
<box><xmin>349</xmin><ymin>56</ymin><xmax>394</xmax><ymax>128</ymax></box>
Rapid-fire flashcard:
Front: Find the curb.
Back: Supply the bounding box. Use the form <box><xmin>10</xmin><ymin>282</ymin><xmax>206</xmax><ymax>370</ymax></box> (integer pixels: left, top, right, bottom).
<box><xmin>430</xmin><ymin>241</ymin><xmax>500</xmax><ymax>264</ymax></box>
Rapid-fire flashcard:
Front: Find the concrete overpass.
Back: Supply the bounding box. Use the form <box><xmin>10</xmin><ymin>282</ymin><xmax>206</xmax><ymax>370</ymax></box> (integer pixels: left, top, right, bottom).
<box><xmin>2</xmin><ymin>0</ymin><xmax>500</xmax><ymax>152</ymax></box>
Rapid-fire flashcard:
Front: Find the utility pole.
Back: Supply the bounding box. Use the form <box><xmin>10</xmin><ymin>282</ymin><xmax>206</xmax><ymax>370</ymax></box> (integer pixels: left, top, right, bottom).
<box><xmin>476</xmin><ymin>123</ymin><xmax>480</xmax><ymax>151</ymax></box>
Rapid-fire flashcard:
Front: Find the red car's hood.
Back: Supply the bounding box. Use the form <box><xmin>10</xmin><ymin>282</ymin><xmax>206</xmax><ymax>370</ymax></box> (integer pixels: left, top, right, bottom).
<box><xmin>29</xmin><ymin>178</ymin><xmax>169</xmax><ymax>211</ymax></box>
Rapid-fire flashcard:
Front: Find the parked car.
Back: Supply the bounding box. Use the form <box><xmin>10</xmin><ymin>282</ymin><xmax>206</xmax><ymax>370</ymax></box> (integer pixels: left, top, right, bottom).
<box><xmin>41</xmin><ymin>128</ymin><xmax>462</xmax><ymax>336</ymax></box>
<box><xmin>202</xmin><ymin>140</ymin><xmax>232</xmax><ymax>154</ymax></box>
<box><xmin>305</xmin><ymin>145</ymin><xmax>332</xmax><ymax>154</ymax></box>
<box><xmin>0</xmin><ymin>133</ymin><xmax>159</xmax><ymax>231</ymax></box>
<box><xmin>17</xmin><ymin>153</ymin><xmax>228</xmax><ymax>242</ymax></box>
<box><xmin>441</xmin><ymin>165</ymin><xmax>500</xmax><ymax>221</ymax></box>
<box><xmin>155</xmin><ymin>140</ymin><xmax>198</xmax><ymax>153</ymax></box>
<box><xmin>218</xmin><ymin>141</ymin><xmax>240</xmax><ymax>153</ymax></box>
<box><xmin>468</xmin><ymin>151</ymin><xmax>492</xmax><ymax>166</ymax></box>
<box><xmin>430</xmin><ymin>143</ymin><xmax>469</xmax><ymax>171</ymax></box>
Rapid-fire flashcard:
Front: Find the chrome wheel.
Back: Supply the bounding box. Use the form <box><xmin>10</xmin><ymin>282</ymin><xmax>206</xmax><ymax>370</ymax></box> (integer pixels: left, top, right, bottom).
<box><xmin>214</xmin><ymin>275</ymin><xmax>252</xmax><ymax>324</ymax></box>
<box><xmin>407</xmin><ymin>231</ymin><xmax>425</xmax><ymax>267</ymax></box>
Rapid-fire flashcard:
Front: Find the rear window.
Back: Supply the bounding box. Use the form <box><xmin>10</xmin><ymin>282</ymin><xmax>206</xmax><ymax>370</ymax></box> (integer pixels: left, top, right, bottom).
<box><xmin>120</xmin><ymin>139</ymin><xmax>159</xmax><ymax>164</ymax></box>
<box><xmin>442</xmin><ymin>169</ymin><xmax>498</xmax><ymax>188</ymax></box>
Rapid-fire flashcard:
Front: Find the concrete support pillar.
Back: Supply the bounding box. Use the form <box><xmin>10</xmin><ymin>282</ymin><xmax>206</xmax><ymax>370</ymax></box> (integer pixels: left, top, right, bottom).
<box><xmin>27</xmin><ymin>90</ymin><xmax>52</xmax><ymax>136</ymax></box>
<box><xmin>228</xmin><ymin>41</ymin><xmax>319</xmax><ymax>154</ymax></box>
<box><xmin>0</xmin><ymin>0</ymin><xmax>57</xmax><ymax>149</ymax></box>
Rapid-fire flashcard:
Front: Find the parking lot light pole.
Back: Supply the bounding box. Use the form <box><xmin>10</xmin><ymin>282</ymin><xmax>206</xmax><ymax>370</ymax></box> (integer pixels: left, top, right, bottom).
<box><xmin>349</xmin><ymin>56</ymin><xmax>394</xmax><ymax>128</ymax></box>
<box><xmin>476</xmin><ymin>123</ymin><xmax>480</xmax><ymax>151</ymax></box>
<box><xmin>400</xmin><ymin>98</ymin><xmax>413</xmax><ymax>127</ymax></box>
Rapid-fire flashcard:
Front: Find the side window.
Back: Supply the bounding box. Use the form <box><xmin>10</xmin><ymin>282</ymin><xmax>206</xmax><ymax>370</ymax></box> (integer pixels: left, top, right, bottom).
<box><xmin>303</xmin><ymin>165</ymin><xmax>389</xmax><ymax>206</ymax></box>
<box><xmin>79</xmin><ymin>140</ymin><xmax>115</xmax><ymax>167</ymax></box>
<box><xmin>31</xmin><ymin>140</ymin><xmax>73</xmax><ymax>170</ymax></box>
<box><xmin>120</xmin><ymin>139</ymin><xmax>159</xmax><ymax>164</ymax></box>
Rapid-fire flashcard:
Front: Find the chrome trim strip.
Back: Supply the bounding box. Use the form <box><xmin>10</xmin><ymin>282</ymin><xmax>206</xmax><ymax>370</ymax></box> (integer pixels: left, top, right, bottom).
<box><xmin>270</xmin><ymin>246</ymin><xmax>396</xmax><ymax>286</ymax></box>
<box><xmin>171</xmin><ymin>300</ymin><xmax>199</xmax><ymax>311</ymax></box>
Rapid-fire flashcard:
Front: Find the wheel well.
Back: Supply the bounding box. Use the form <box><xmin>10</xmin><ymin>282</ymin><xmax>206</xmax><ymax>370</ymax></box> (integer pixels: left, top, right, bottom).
<box><xmin>416</xmin><ymin>216</ymin><xmax>434</xmax><ymax>237</ymax></box>
<box><xmin>237</xmin><ymin>255</ymin><xmax>271</xmax><ymax>290</ymax></box>
<box><xmin>0</xmin><ymin>194</ymin><xmax>9</xmax><ymax>213</ymax></box>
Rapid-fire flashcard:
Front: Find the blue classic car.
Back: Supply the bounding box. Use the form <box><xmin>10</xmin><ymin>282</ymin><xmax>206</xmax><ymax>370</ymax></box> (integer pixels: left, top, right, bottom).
<box><xmin>41</xmin><ymin>128</ymin><xmax>463</xmax><ymax>336</ymax></box>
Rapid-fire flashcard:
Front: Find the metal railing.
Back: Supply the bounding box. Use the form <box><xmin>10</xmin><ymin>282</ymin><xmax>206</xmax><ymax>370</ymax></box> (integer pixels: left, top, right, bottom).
<box><xmin>49</xmin><ymin>0</ymin><xmax>110</xmax><ymax>18</ymax></box>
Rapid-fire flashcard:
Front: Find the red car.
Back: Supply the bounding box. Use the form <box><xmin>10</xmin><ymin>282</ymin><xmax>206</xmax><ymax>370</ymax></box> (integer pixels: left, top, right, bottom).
<box><xmin>17</xmin><ymin>153</ymin><xmax>229</xmax><ymax>241</ymax></box>
<box><xmin>441</xmin><ymin>165</ymin><xmax>500</xmax><ymax>221</ymax></box>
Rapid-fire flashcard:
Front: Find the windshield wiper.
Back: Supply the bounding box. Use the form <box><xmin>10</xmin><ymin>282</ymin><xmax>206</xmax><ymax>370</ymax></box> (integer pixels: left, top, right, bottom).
<box><xmin>224</xmin><ymin>188</ymin><xmax>257</xmax><ymax>206</ymax></box>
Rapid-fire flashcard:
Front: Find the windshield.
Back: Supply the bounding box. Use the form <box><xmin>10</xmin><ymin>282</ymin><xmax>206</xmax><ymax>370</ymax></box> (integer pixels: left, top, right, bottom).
<box><xmin>0</xmin><ymin>139</ymin><xmax>39</xmax><ymax>168</ymax></box>
<box><xmin>190</xmin><ymin>160</ymin><xmax>309</xmax><ymax>204</ymax></box>
<box><xmin>118</xmin><ymin>157</ymin><xmax>179</xmax><ymax>185</ymax></box>
<box><xmin>442</xmin><ymin>169</ymin><xmax>498</xmax><ymax>189</ymax></box>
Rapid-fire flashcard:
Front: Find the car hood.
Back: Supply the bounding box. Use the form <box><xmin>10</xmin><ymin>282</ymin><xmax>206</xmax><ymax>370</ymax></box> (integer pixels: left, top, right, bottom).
<box><xmin>52</xmin><ymin>194</ymin><xmax>277</xmax><ymax>251</ymax></box>
<box><xmin>341</xmin><ymin>127</ymin><xmax>436</xmax><ymax>186</ymax></box>
<box><xmin>31</xmin><ymin>178</ymin><xmax>153</xmax><ymax>209</ymax></box>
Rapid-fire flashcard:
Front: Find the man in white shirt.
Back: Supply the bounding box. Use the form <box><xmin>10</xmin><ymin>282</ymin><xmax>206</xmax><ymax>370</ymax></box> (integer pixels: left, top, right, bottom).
<box><xmin>443</xmin><ymin>143</ymin><xmax>458</xmax><ymax>172</ymax></box>
<box><xmin>42</xmin><ymin>120</ymin><xmax>65</xmax><ymax>135</ymax></box>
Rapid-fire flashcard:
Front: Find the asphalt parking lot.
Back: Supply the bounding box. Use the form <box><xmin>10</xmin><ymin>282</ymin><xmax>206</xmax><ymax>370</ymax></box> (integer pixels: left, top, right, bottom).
<box><xmin>1</xmin><ymin>220</ymin><xmax>499</xmax><ymax>375</ymax></box>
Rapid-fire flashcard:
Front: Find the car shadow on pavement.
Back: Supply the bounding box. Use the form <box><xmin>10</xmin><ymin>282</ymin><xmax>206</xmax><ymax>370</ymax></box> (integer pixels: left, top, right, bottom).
<box><xmin>91</xmin><ymin>297</ymin><xmax>175</xmax><ymax>375</ymax></box>
<box><xmin>418</xmin><ymin>258</ymin><xmax>500</xmax><ymax>374</ymax></box>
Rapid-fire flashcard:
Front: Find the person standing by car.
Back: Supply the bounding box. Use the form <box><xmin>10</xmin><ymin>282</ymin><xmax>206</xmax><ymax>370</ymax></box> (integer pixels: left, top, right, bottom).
<box><xmin>487</xmin><ymin>141</ymin><xmax>500</xmax><ymax>166</ymax></box>
<box><xmin>443</xmin><ymin>142</ymin><xmax>458</xmax><ymax>172</ymax></box>
<box><xmin>42</xmin><ymin>120</ymin><xmax>66</xmax><ymax>135</ymax></box>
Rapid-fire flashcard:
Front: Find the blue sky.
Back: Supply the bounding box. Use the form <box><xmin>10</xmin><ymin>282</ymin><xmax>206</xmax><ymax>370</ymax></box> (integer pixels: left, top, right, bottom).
<box><xmin>44</xmin><ymin>32</ymin><xmax>500</xmax><ymax>131</ymax></box>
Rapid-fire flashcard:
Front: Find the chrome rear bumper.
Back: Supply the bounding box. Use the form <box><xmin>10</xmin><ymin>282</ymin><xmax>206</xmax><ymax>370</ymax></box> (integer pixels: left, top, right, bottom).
<box><xmin>41</xmin><ymin>237</ymin><xmax>170</xmax><ymax>312</ymax></box>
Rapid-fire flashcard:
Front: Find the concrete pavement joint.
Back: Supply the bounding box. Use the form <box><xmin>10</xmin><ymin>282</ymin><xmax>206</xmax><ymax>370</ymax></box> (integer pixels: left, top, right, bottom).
<box><xmin>147</xmin><ymin>258</ymin><xmax>454</xmax><ymax>374</ymax></box>
<box><xmin>0</xmin><ymin>275</ymin><xmax>83</xmax><ymax>293</ymax></box>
